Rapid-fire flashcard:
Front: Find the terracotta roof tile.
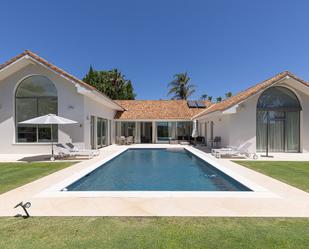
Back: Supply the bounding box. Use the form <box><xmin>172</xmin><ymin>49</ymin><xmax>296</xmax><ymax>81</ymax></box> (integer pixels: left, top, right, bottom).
<box><xmin>194</xmin><ymin>71</ymin><xmax>309</xmax><ymax>118</ymax></box>
<box><xmin>114</xmin><ymin>100</ymin><xmax>212</xmax><ymax>120</ymax></box>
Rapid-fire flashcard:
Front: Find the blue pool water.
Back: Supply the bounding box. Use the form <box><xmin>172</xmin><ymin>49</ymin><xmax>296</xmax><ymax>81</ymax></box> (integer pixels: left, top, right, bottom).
<box><xmin>66</xmin><ymin>149</ymin><xmax>251</xmax><ymax>191</ymax></box>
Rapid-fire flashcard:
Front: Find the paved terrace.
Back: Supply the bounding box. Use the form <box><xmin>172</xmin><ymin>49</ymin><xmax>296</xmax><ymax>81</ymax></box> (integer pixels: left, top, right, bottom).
<box><xmin>0</xmin><ymin>144</ymin><xmax>309</xmax><ymax>217</ymax></box>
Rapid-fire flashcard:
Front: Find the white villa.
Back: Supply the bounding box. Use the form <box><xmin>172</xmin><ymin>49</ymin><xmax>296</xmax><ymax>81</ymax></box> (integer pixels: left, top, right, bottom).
<box><xmin>0</xmin><ymin>50</ymin><xmax>308</xmax><ymax>154</ymax></box>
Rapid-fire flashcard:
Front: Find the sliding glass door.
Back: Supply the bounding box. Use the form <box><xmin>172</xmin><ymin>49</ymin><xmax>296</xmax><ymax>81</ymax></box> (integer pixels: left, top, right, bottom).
<box><xmin>97</xmin><ymin>117</ymin><xmax>108</xmax><ymax>148</ymax></box>
<box><xmin>285</xmin><ymin>111</ymin><xmax>300</xmax><ymax>152</ymax></box>
<box><xmin>156</xmin><ymin>122</ymin><xmax>177</xmax><ymax>141</ymax></box>
<box><xmin>90</xmin><ymin>116</ymin><xmax>95</xmax><ymax>149</ymax></box>
<box><xmin>140</xmin><ymin>122</ymin><xmax>152</xmax><ymax>143</ymax></box>
<box><xmin>176</xmin><ymin>122</ymin><xmax>192</xmax><ymax>140</ymax></box>
<box><xmin>268</xmin><ymin>111</ymin><xmax>285</xmax><ymax>152</ymax></box>
<box><xmin>156</xmin><ymin>122</ymin><xmax>170</xmax><ymax>141</ymax></box>
<box><xmin>257</xmin><ymin>111</ymin><xmax>299</xmax><ymax>152</ymax></box>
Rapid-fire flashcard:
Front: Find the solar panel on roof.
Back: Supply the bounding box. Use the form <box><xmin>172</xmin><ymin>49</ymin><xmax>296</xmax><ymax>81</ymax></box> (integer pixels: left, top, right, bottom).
<box><xmin>187</xmin><ymin>100</ymin><xmax>206</xmax><ymax>108</ymax></box>
<box><xmin>196</xmin><ymin>100</ymin><xmax>206</xmax><ymax>108</ymax></box>
<box><xmin>187</xmin><ymin>100</ymin><xmax>197</xmax><ymax>108</ymax></box>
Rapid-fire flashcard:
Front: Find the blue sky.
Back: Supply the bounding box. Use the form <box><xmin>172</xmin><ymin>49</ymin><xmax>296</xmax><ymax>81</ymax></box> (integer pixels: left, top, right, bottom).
<box><xmin>1</xmin><ymin>0</ymin><xmax>309</xmax><ymax>100</ymax></box>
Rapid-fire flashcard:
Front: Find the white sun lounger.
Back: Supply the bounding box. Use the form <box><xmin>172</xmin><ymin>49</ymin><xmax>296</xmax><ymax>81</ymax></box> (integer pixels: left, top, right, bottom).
<box><xmin>211</xmin><ymin>142</ymin><xmax>258</xmax><ymax>159</ymax></box>
<box><xmin>126</xmin><ymin>136</ymin><xmax>134</xmax><ymax>145</ymax></box>
<box><xmin>65</xmin><ymin>143</ymin><xmax>100</xmax><ymax>156</ymax></box>
<box><xmin>55</xmin><ymin>144</ymin><xmax>96</xmax><ymax>159</ymax></box>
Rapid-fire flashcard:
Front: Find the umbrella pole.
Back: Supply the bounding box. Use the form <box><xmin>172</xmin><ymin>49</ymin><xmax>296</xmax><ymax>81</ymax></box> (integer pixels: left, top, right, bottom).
<box><xmin>51</xmin><ymin>124</ymin><xmax>54</xmax><ymax>160</ymax></box>
<box><xmin>266</xmin><ymin>111</ymin><xmax>269</xmax><ymax>157</ymax></box>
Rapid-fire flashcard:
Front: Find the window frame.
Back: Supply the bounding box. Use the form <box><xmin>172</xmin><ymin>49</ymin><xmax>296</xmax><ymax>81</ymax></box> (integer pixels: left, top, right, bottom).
<box><xmin>256</xmin><ymin>86</ymin><xmax>301</xmax><ymax>153</ymax></box>
<box><xmin>15</xmin><ymin>75</ymin><xmax>58</xmax><ymax>143</ymax></box>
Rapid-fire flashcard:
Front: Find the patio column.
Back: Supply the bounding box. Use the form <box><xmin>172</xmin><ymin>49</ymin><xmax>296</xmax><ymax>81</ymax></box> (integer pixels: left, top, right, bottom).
<box><xmin>152</xmin><ymin>121</ymin><xmax>156</xmax><ymax>143</ymax></box>
<box><xmin>135</xmin><ymin>122</ymin><xmax>141</xmax><ymax>143</ymax></box>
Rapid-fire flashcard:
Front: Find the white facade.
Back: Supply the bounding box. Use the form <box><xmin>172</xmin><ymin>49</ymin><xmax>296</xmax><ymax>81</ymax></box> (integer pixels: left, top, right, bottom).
<box><xmin>197</xmin><ymin>77</ymin><xmax>309</xmax><ymax>153</ymax></box>
<box><xmin>0</xmin><ymin>55</ymin><xmax>122</xmax><ymax>154</ymax></box>
<box><xmin>2</xmin><ymin>52</ymin><xmax>309</xmax><ymax>155</ymax></box>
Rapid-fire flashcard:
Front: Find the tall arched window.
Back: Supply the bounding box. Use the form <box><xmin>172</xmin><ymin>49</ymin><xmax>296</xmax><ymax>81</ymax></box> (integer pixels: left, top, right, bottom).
<box><xmin>256</xmin><ymin>86</ymin><xmax>301</xmax><ymax>152</ymax></box>
<box><xmin>15</xmin><ymin>75</ymin><xmax>58</xmax><ymax>142</ymax></box>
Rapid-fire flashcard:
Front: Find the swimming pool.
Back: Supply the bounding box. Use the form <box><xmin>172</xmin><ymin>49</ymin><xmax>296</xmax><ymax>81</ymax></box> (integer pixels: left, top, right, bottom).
<box><xmin>65</xmin><ymin>148</ymin><xmax>251</xmax><ymax>191</ymax></box>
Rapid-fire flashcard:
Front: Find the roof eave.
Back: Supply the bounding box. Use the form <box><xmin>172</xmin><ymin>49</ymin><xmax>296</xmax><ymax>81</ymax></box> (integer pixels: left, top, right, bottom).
<box><xmin>76</xmin><ymin>85</ymin><xmax>124</xmax><ymax>111</ymax></box>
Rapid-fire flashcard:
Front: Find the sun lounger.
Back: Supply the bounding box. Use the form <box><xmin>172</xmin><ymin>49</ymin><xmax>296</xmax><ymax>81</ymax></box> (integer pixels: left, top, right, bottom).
<box><xmin>65</xmin><ymin>143</ymin><xmax>100</xmax><ymax>156</ymax></box>
<box><xmin>55</xmin><ymin>144</ymin><xmax>96</xmax><ymax>159</ymax></box>
<box><xmin>118</xmin><ymin>136</ymin><xmax>126</xmax><ymax>145</ymax></box>
<box><xmin>211</xmin><ymin>142</ymin><xmax>258</xmax><ymax>159</ymax></box>
<box><xmin>126</xmin><ymin>136</ymin><xmax>134</xmax><ymax>145</ymax></box>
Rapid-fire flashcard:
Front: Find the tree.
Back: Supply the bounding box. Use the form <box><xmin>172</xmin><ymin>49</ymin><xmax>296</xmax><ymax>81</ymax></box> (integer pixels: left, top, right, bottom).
<box><xmin>200</xmin><ymin>94</ymin><xmax>208</xmax><ymax>100</ymax></box>
<box><xmin>83</xmin><ymin>66</ymin><xmax>136</xmax><ymax>100</ymax></box>
<box><xmin>208</xmin><ymin>96</ymin><xmax>213</xmax><ymax>101</ymax></box>
<box><xmin>83</xmin><ymin>65</ymin><xmax>100</xmax><ymax>88</ymax></box>
<box><xmin>124</xmin><ymin>80</ymin><xmax>136</xmax><ymax>100</ymax></box>
<box><xmin>216</xmin><ymin>96</ymin><xmax>222</xmax><ymax>102</ymax></box>
<box><xmin>167</xmin><ymin>72</ymin><xmax>195</xmax><ymax>100</ymax></box>
<box><xmin>225</xmin><ymin>91</ymin><xmax>233</xmax><ymax>98</ymax></box>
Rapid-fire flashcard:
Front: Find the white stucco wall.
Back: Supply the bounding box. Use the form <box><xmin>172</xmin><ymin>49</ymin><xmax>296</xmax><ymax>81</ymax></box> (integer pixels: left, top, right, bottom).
<box><xmin>0</xmin><ymin>62</ymin><xmax>117</xmax><ymax>154</ymax></box>
<box><xmin>227</xmin><ymin>95</ymin><xmax>258</xmax><ymax>152</ymax></box>
<box><xmin>198</xmin><ymin>113</ymin><xmax>230</xmax><ymax>147</ymax></box>
<box><xmin>83</xmin><ymin>96</ymin><xmax>117</xmax><ymax>149</ymax></box>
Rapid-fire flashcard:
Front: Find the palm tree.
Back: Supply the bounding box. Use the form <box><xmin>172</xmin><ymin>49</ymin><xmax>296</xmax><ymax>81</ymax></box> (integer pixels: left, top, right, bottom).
<box><xmin>208</xmin><ymin>96</ymin><xmax>213</xmax><ymax>101</ymax></box>
<box><xmin>200</xmin><ymin>94</ymin><xmax>208</xmax><ymax>100</ymax></box>
<box><xmin>225</xmin><ymin>91</ymin><xmax>232</xmax><ymax>98</ymax></box>
<box><xmin>216</xmin><ymin>96</ymin><xmax>222</xmax><ymax>102</ymax></box>
<box><xmin>109</xmin><ymin>69</ymin><xmax>125</xmax><ymax>92</ymax></box>
<box><xmin>167</xmin><ymin>72</ymin><xmax>195</xmax><ymax>100</ymax></box>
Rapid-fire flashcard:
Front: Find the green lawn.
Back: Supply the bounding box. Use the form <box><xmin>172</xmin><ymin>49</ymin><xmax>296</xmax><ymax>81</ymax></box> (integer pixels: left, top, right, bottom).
<box><xmin>0</xmin><ymin>162</ymin><xmax>76</xmax><ymax>194</ymax></box>
<box><xmin>233</xmin><ymin>161</ymin><xmax>309</xmax><ymax>192</ymax></box>
<box><xmin>0</xmin><ymin>217</ymin><xmax>308</xmax><ymax>249</ymax></box>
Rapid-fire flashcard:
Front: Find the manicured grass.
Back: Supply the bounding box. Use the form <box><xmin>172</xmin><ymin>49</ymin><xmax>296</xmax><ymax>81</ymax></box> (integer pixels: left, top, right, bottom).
<box><xmin>233</xmin><ymin>161</ymin><xmax>309</xmax><ymax>192</ymax></box>
<box><xmin>0</xmin><ymin>217</ymin><xmax>308</xmax><ymax>249</ymax></box>
<box><xmin>0</xmin><ymin>162</ymin><xmax>76</xmax><ymax>194</ymax></box>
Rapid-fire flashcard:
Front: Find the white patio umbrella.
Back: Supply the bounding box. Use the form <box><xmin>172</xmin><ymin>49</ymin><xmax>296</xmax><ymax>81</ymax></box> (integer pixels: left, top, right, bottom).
<box><xmin>19</xmin><ymin>114</ymin><xmax>78</xmax><ymax>160</ymax></box>
<box><xmin>192</xmin><ymin>120</ymin><xmax>198</xmax><ymax>144</ymax></box>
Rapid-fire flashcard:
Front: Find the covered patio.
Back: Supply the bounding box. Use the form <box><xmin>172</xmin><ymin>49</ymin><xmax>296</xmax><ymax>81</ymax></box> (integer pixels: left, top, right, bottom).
<box><xmin>115</xmin><ymin>120</ymin><xmax>194</xmax><ymax>144</ymax></box>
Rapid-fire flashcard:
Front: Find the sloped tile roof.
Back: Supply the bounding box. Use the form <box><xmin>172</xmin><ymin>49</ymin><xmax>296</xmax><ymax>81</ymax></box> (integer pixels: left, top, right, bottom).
<box><xmin>0</xmin><ymin>50</ymin><xmax>95</xmax><ymax>90</ymax></box>
<box><xmin>194</xmin><ymin>71</ymin><xmax>309</xmax><ymax>118</ymax></box>
<box><xmin>114</xmin><ymin>100</ymin><xmax>211</xmax><ymax>120</ymax></box>
<box><xmin>0</xmin><ymin>50</ymin><xmax>124</xmax><ymax>110</ymax></box>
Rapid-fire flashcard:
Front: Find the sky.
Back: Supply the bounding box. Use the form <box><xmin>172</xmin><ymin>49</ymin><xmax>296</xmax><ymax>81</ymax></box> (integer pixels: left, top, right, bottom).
<box><xmin>1</xmin><ymin>0</ymin><xmax>309</xmax><ymax>100</ymax></box>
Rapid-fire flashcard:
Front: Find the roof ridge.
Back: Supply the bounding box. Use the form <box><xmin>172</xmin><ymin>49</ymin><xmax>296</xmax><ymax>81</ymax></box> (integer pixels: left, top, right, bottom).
<box><xmin>115</xmin><ymin>98</ymin><xmax>212</xmax><ymax>120</ymax></box>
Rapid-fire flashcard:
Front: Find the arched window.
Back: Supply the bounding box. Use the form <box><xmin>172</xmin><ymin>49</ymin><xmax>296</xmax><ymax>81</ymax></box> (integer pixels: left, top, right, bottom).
<box><xmin>257</xmin><ymin>86</ymin><xmax>301</xmax><ymax>111</ymax></box>
<box><xmin>256</xmin><ymin>86</ymin><xmax>301</xmax><ymax>152</ymax></box>
<box><xmin>15</xmin><ymin>75</ymin><xmax>58</xmax><ymax>142</ymax></box>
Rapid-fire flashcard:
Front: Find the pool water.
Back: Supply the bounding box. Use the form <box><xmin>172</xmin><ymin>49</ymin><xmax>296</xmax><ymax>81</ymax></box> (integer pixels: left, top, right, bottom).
<box><xmin>66</xmin><ymin>149</ymin><xmax>251</xmax><ymax>191</ymax></box>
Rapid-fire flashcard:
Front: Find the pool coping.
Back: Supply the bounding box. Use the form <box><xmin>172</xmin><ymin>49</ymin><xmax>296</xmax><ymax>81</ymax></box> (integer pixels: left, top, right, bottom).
<box><xmin>2</xmin><ymin>144</ymin><xmax>309</xmax><ymax>217</ymax></box>
<box><xmin>37</xmin><ymin>145</ymin><xmax>278</xmax><ymax>199</ymax></box>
